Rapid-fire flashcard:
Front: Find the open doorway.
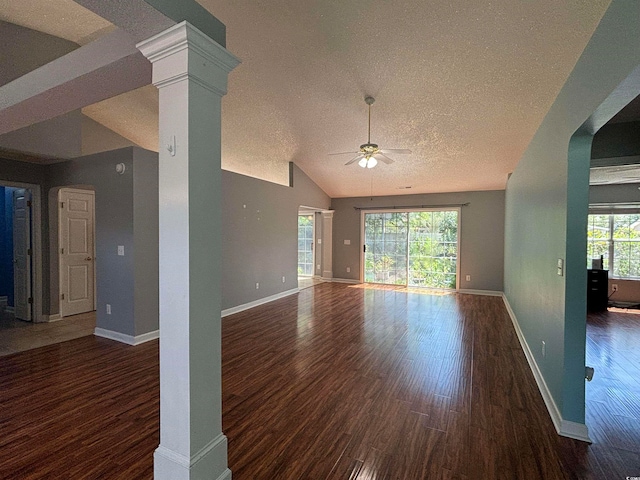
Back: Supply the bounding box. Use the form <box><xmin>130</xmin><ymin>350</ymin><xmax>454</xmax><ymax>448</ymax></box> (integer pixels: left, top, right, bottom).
<box><xmin>298</xmin><ymin>213</ymin><xmax>314</xmax><ymax>277</ymax></box>
<box><xmin>583</xmin><ymin>89</ymin><xmax>640</xmax><ymax>450</ymax></box>
<box><xmin>0</xmin><ymin>183</ymin><xmax>41</xmax><ymax>324</ymax></box>
<box><xmin>297</xmin><ymin>212</ymin><xmax>317</xmax><ymax>290</ymax></box>
<box><xmin>298</xmin><ymin>206</ymin><xmax>325</xmax><ymax>290</ymax></box>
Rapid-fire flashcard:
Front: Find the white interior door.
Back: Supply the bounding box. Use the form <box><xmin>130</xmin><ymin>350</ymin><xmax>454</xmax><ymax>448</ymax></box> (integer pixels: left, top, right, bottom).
<box><xmin>13</xmin><ymin>188</ymin><xmax>32</xmax><ymax>321</ymax></box>
<box><xmin>59</xmin><ymin>189</ymin><xmax>95</xmax><ymax>317</ymax></box>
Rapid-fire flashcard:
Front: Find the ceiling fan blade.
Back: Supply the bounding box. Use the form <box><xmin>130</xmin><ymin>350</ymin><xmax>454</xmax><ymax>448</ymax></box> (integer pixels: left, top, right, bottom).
<box><xmin>380</xmin><ymin>148</ymin><xmax>412</xmax><ymax>155</ymax></box>
<box><xmin>345</xmin><ymin>154</ymin><xmax>365</xmax><ymax>166</ymax></box>
<box><xmin>329</xmin><ymin>151</ymin><xmax>360</xmax><ymax>156</ymax></box>
<box><xmin>376</xmin><ymin>153</ymin><xmax>395</xmax><ymax>164</ymax></box>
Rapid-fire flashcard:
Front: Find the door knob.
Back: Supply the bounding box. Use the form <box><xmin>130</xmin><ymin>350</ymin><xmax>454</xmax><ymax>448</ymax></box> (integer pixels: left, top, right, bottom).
<box><xmin>85</xmin><ymin>257</ymin><xmax>92</xmax><ymax>261</ymax></box>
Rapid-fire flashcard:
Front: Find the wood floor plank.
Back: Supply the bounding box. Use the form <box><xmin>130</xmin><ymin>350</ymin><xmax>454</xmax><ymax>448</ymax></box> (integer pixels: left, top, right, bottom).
<box><xmin>1</xmin><ymin>283</ymin><xmax>639</xmax><ymax>478</ymax></box>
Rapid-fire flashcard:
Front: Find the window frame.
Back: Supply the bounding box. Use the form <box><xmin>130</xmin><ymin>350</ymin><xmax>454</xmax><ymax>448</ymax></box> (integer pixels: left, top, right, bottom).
<box><xmin>587</xmin><ymin>211</ymin><xmax>640</xmax><ymax>280</ymax></box>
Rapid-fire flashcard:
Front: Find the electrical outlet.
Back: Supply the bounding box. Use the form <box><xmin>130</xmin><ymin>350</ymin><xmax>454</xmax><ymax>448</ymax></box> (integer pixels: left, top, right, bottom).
<box><xmin>541</xmin><ymin>341</ymin><xmax>546</xmax><ymax>358</ymax></box>
<box><xmin>106</xmin><ymin>304</ymin><xmax>111</xmax><ymax>315</ymax></box>
<box><xmin>612</xmin><ymin>284</ymin><xmax>618</xmax><ymax>292</ymax></box>
<box><xmin>466</xmin><ymin>275</ymin><xmax>471</xmax><ymax>282</ymax></box>
<box><xmin>118</xmin><ymin>245</ymin><xmax>125</xmax><ymax>256</ymax></box>
<box><xmin>256</xmin><ymin>282</ymin><xmax>259</xmax><ymax>289</ymax></box>
<box><xmin>282</xmin><ymin>276</ymin><xmax>286</xmax><ymax>283</ymax></box>
<box><xmin>347</xmin><ymin>267</ymin><xmax>351</xmax><ymax>273</ymax></box>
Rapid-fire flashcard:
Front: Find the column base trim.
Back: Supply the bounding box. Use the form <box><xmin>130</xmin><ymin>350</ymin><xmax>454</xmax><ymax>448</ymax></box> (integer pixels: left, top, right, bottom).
<box><xmin>94</xmin><ymin>328</ymin><xmax>159</xmax><ymax>346</ymax></box>
<box><xmin>154</xmin><ymin>434</ymin><xmax>230</xmax><ymax>480</ymax></box>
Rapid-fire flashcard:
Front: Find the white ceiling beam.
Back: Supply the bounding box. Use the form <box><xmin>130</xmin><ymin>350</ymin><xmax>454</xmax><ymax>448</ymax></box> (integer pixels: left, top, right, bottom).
<box><xmin>0</xmin><ymin>29</ymin><xmax>151</xmax><ymax>136</ymax></box>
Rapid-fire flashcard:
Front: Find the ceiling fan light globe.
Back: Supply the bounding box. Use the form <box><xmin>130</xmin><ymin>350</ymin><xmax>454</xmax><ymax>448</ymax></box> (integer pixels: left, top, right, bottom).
<box><xmin>367</xmin><ymin>157</ymin><xmax>378</xmax><ymax>168</ymax></box>
<box><xmin>358</xmin><ymin>158</ymin><xmax>368</xmax><ymax>168</ymax></box>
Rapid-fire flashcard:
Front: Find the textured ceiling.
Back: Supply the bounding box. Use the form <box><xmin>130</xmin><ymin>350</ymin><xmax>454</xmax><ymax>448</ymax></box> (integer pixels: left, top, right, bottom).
<box><xmin>0</xmin><ymin>0</ymin><xmax>113</xmax><ymax>44</ymax></box>
<box><xmin>2</xmin><ymin>0</ymin><xmax>614</xmax><ymax>197</ymax></box>
<box><xmin>82</xmin><ymin>85</ymin><xmax>159</xmax><ymax>152</ymax></box>
<box><xmin>202</xmin><ymin>0</ymin><xmax>612</xmax><ymax>196</ymax></box>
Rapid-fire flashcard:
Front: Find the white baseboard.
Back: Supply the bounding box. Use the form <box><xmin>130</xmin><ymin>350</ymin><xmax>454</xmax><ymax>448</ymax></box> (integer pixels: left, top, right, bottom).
<box><xmin>502</xmin><ymin>294</ymin><xmax>591</xmax><ymax>443</ymax></box>
<box><xmin>457</xmin><ymin>288</ymin><xmax>503</xmax><ymax>297</ymax></box>
<box><xmin>46</xmin><ymin>313</ymin><xmax>62</xmax><ymax>322</ymax></box>
<box><xmin>560</xmin><ymin>420</ymin><xmax>591</xmax><ymax>442</ymax></box>
<box><xmin>221</xmin><ymin>288</ymin><xmax>299</xmax><ymax>318</ymax></box>
<box><xmin>330</xmin><ymin>278</ymin><xmax>360</xmax><ymax>284</ymax></box>
<box><xmin>94</xmin><ymin>327</ymin><xmax>159</xmax><ymax>346</ymax></box>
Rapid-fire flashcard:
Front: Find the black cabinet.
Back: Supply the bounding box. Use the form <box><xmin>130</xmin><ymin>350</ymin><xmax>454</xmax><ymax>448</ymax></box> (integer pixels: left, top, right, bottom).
<box><xmin>587</xmin><ymin>269</ymin><xmax>608</xmax><ymax>311</ymax></box>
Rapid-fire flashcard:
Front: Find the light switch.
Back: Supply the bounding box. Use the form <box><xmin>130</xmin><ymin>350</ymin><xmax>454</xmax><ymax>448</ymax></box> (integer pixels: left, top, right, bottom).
<box><xmin>557</xmin><ymin>258</ymin><xmax>563</xmax><ymax>276</ymax></box>
<box><xmin>344</xmin><ymin>239</ymin><xmax>351</xmax><ymax>245</ymax></box>
<box><xmin>118</xmin><ymin>245</ymin><xmax>125</xmax><ymax>256</ymax></box>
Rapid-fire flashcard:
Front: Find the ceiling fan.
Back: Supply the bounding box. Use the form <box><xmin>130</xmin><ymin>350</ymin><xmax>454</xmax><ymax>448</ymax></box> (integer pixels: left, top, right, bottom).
<box><xmin>330</xmin><ymin>96</ymin><xmax>411</xmax><ymax>168</ymax></box>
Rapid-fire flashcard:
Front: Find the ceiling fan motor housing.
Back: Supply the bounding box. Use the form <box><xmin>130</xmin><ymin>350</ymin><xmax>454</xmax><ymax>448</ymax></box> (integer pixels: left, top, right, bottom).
<box><xmin>360</xmin><ymin>143</ymin><xmax>379</xmax><ymax>154</ymax></box>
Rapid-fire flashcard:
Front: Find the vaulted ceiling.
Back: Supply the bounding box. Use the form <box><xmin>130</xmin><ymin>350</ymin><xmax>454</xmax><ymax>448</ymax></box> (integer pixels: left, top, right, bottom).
<box><xmin>0</xmin><ymin>0</ymin><xmax>614</xmax><ymax>197</ymax></box>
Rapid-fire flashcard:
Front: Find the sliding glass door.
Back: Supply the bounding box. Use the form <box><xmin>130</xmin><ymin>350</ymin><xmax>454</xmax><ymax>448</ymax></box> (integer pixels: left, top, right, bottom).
<box><xmin>363</xmin><ymin>209</ymin><xmax>459</xmax><ymax>289</ymax></box>
<box><xmin>363</xmin><ymin>212</ymin><xmax>408</xmax><ymax>284</ymax></box>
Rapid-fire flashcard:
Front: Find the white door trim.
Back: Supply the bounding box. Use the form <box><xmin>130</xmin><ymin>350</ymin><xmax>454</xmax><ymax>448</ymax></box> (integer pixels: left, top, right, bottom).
<box><xmin>0</xmin><ymin>181</ymin><xmax>43</xmax><ymax>322</ymax></box>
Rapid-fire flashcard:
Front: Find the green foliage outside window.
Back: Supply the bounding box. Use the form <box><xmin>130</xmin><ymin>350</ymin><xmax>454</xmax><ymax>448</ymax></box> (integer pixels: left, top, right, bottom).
<box><xmin>587</xmin><ymin>213</ymin><xmax>640</xmax><ymax>278</ymax></box>
<box><xmin>364</xmin><ymin>210</ymin><xmax>458</xmax><ymax>289</ymax></box>
<box><xmin>298</xmin><ymin>215</ymin><xmax>314</xmax><ymax>276</ymax></box>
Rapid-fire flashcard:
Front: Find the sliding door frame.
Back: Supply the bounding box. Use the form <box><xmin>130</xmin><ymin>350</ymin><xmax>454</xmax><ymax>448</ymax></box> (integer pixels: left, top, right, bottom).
<box><xmin>359</xmin><ymin>207</ymin><xmax>461</xmax><ymax>289</ymax></box>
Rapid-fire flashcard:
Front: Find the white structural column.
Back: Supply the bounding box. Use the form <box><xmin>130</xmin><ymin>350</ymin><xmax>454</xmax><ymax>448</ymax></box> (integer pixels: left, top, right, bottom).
<box><xmin>322</xmin><ymin>211</ymin><xmax>334</xmax><ymax>280</ymax></box>
<box><xmin>137</xmin><ymin>22</ymin><xmax>239</xmax><ymax>480</ymax></box>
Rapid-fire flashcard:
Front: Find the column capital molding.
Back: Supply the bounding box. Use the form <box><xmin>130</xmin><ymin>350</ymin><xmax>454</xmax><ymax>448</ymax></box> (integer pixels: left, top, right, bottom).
<box><xmin>137</xmin><ymin>21</ymin><xmax>240</xmax><ymax>94</ymax></box>
<box><xmin>322</xmin><ymin>210</ymin><xmax>335</xmax><ymax>218</ymax></box>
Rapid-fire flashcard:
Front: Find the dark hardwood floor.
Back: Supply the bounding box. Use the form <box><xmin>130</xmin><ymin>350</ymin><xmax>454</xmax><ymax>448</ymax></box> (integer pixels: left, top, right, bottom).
<box><xmin>0</xmin><ymin>282</ymin><xmax>638</xmax><ymax>478</ymax></box>
<box><xmin>586</xmin><ymin>308</ymin><xmax>640</xmax><ymax>478</ymax></box>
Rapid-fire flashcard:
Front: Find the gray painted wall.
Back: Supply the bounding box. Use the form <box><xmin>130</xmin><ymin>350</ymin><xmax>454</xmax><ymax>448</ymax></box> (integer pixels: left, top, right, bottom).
<box><xmin>0</xmin><ymin>157</ymin><xmax>46</xmax><ymax>186</ymax></box>
<box><xmin>0</xmin><ymin>112</ymin><xmax>83</xmax><ymax>159</ymax></box>
<box><xmin>46</xmin><ymin>147</ymin><xmax>158</xmax><ymax>337</ymax></box>
<box><xmin>221</xmin><ymin>164</ymin><xmax>330</xmax><ymax>310</ymax></box>
<box><xmin>0</xmin><ymin>20</ymin><xmax>78</xmax><ymax>87</ymax></box>
<box><xmin>133</xmin><ymin>148</ymin><xmax>159</xmax><ymax>335</ymax></box>
<box><xmin>1</xmin><ymin>153</ymin><xmax>328</xmax><ymax>326</ymax></box>
<box><xmin>331</xmin><ymin>191</ymin><xmax>505</xmax><ymax>291</ymax></box>
<box><xmin>504</xmin><ymin>0</ymin><xmax>640</xmax><ymax>425</ymax></box>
